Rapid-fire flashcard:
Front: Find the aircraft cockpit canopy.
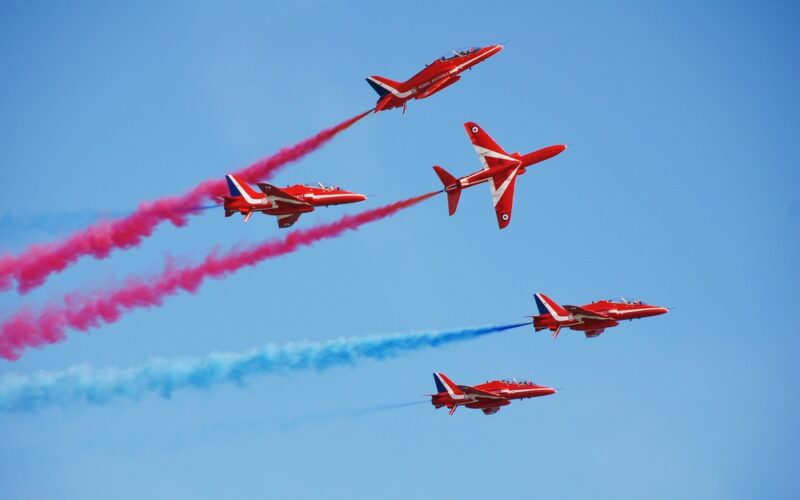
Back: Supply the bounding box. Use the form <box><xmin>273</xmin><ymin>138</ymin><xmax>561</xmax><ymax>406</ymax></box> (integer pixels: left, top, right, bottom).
<box><xmin>496</xmin><ymin>378</ymin><xmax>534</xmax><ymax>385</ymax></box>
<box><xmin>439</xmin><ymin>47</ymin><xmax>480</xmax><ymax>61</ymax></box>
<box><xmin>302</xmin><ymin>182</ymin><xmax>341</xmax><ymax>191</ymax></box>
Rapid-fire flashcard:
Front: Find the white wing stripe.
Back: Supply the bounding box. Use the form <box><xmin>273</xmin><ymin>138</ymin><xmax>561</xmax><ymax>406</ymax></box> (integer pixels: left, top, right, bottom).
<box><xmin>473</xmin><ymin>145</ymin><xmax>522</xmax><ymax>171</ymax></box>
<box><xmin>490</xmin><ymin>166</ymin><xmax>520</xmax><ymax>207</ymax></box>
<box><xmin>473</xmin><ymin>145</ymin><xmax>519</xmax><ymax>163</ymax></box>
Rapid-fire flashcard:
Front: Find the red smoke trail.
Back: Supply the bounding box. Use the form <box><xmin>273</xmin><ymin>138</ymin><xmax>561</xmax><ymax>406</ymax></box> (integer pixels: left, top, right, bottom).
<box><xmin>0</xmin><ymin>191</ymin><xmax>438</xmax><ymax>361</ymax></box>
<box><xmin>0</xmin><ymin>110</ymin><xmax>371</xmax><ymax>294</ymax></box>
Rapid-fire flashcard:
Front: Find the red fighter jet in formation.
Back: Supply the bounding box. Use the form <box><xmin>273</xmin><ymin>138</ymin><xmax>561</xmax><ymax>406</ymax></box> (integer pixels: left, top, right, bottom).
<box><xmin>366</xmin><ymin>44</ymin><xmax>503</xmax><ymax>113</ymax></box>
<box><xmin>222</xmin><ymin>174</ymin><xmax>366</xmax><ymax>228</ymax></box>
<box><xmin>430</xmin><ymin>372</ymin><xmax>556</xmax><ymax>415</ymax></box>
<box><xmin>533</xmin><ymin>293</ymin><xmax>669</xmax><ymax>339</ymax></box>
<box><xmin>433</xmin><ymin>122</ymin><xmax>567</xmax><ymax>229</ymax></box>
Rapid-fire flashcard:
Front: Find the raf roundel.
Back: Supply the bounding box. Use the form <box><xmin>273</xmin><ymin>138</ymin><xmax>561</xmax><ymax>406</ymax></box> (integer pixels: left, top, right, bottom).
<box><xmin>471</xmin><ymin>126</ymin><xmax>479</xmax><ymax>134</ymax></box>
<box><xmin>501</xmin><ymin>213</ymin><xmax>509</xmax><ymax>221</ymax></box>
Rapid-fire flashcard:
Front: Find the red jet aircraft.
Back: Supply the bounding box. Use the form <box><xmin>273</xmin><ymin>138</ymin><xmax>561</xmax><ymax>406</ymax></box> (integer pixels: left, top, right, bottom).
<box><xmin>222</xmin><ymin>174</ymin><xmax>366</xmax><ymax>228</ymax></box>
<box><xmin>533</xmin><ymin>293</ymin><xmax>669</xmax><ymax>339</ymax></box>
<box><xmin>433</xmin><ymin>122</ymin><xmax>567</xmax><ymax>229</ymax></box>
<box><xmin>366</xmin><ymin>45</ymin><xmax>503</xmax><ymax>113</ymax></box>
<box><xmin>431</xmin><ymin>372</ymin><xmax>556</xmax><ymax>415</ymax></box>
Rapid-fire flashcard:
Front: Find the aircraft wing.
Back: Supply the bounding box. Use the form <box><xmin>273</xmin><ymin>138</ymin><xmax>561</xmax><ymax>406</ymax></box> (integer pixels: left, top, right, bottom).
<box><xmin>257</xmin><ymin>183</ymin><xmax>307</xmax><ymax>205</ymax></box>
<box><xmin>276</xmin><ymin>213</ymin><xmax>302</xmax><ymax>229</ymax></box>
<box><xmin>464</xmin><ymin>122</ymin><xmax>522</xmax><ymax>171</ymax></box>
<box><xmin>489</xmin><ymin>168</ymin><xmax>520</xmax><ymax>229</ymax></box>
<box><xmin>460</xmin><ymin>386</ymin><xmax>507</xmax><ymax>401</ymax></box>
<box><xmin>418</xmin><ymin>75</ymin><xmax>460</xmax><ymax>99</ymax></box>
<box><xmin>564</xmin><ymin>305</ymin><xmax>610</xmax><ymax>321</ymax></box>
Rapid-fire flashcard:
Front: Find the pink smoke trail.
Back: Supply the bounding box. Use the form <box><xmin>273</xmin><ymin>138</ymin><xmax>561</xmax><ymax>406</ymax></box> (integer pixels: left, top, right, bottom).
<box><xmin>0</xmin><ymin>192</ymin><xmax>439</xmax><ymax>361</ymax></box>
<box><xmin>0</xmin><ymin>110</ymin><xmax>371</xmax><ymax>294</ymax></box>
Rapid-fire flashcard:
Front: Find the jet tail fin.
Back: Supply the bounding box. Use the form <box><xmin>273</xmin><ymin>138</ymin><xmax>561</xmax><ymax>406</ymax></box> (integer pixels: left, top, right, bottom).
<box><xmin>534</xmin><ymin>293</ymin><xmax>573</xmax><ymax>322</ymax></box>
<box><xmin>433</xmin><ymin>166</ymin><xmax>461</xmax><ymax>216</ymax></box>
<box><xmin>366</xmin><ymin>75</ymin><xmax>403</xmax><ymax>98</ymax></box>
<box><xmin>226</xmin><ymin>174</ymin><xmax>263</xmax><ymax>202</ymax></box>
<box><xmin>433</xmin><ymin>372</ymin><xmax>464</xmax><ymax>396</ymax></box>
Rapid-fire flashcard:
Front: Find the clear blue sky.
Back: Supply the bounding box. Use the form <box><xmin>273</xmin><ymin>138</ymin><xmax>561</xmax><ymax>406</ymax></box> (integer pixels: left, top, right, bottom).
<box><xmin>1</xmin><ymin>1</ymin><xmax>798</xmax><ymax>498</ymax></box>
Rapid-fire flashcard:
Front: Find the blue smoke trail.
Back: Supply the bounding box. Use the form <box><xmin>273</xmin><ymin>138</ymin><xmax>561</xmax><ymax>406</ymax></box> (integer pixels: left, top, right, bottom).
<box><xmin>0</xmin><ymin>323</ymin><xmax>528</xmax><ymax>413</ymax></box>
<box><xmin>0</xmin><ymin>210</ymin><xmax>125</xmax><ymax>243</ymax></box>
<box><xmin>0</xmin><ymin>205</ymin><xmax>218</xmax><ymax>245</ymax></box>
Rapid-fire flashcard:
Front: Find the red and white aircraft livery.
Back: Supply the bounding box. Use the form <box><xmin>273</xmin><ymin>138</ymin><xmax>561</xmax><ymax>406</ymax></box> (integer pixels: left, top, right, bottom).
<box><xmin>431</xmin><ymin>372</ymin><xmax>556</xmax><ymax>416</ymax></box>
<box><xmin>366</xmin><ymin>45</ymin><xmax>503</xmax><ymax>113</ymax></box>
<box><xmin>223</xmin><ymin>174</ymin><xmax>366</xmax><ymax>228</ymax></box>
<box><xmin>433</xmin><ymin>122</ymin><xmax>567</xmax><ymax>229</ymax></box>
<box><xmin>533</xmin><ymin>293</ymin><xmax>669</xmax><ymax>339</ymax></box>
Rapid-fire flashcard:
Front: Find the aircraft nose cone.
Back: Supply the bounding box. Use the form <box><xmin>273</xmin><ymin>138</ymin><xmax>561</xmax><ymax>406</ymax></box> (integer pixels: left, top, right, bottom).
<box><xmin>341</xmin><ymin>192</ymin><xmax>367</xmax><ymax>204</ymax></box>
<box><xmin>644</xmin><ymin>306</ymin><xmax>669</xmax><ymax>317</ymax></box>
